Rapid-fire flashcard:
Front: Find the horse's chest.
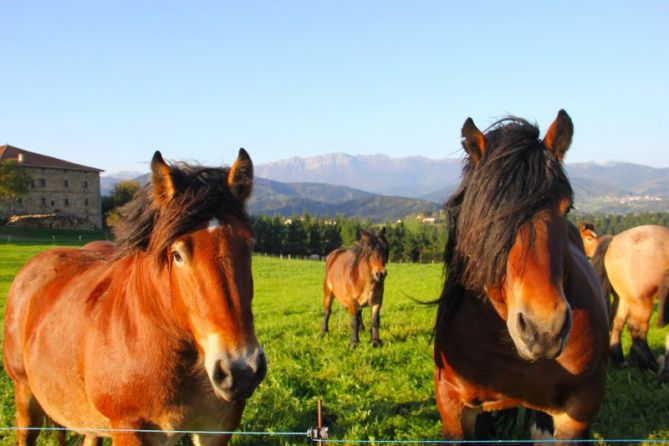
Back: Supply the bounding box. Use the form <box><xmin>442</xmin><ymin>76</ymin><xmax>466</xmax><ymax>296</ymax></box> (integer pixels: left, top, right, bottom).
<box><xmin>435</xmin><ymin>305</ymin><xmax>578</xmax><ymax>411</ymax></box>
<box><xmin>356</xmin><ymin>281</ymin><xmax>383</xmax><ymax>307</ymax></box>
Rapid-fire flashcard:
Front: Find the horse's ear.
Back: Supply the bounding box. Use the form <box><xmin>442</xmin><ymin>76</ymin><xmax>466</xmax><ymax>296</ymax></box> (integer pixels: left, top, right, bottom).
<box><xmin>228</xmin><ymin>148</ymin><xmax>254</xmax><ymax>203</ymax></box>
<box><xmin>543</xmin><ymin>109</ymin><xmax>573</xmax><ymax>161</ymax></box>
<box><xmin>360</xmin><ymin>229</ymin><xmax>370</xmax><ymax>242</ymax></box>
<box><xmin>461</xmin><ymin>117</ymin><xmax>486</xmax><ymax>165</ymax></box>
<box><xmin>379</xmin><ymin>226</ymin><xmax>387</xmax><ymax>237</ymax></box>
<box><xmin>151</xmin><ymin>151</ymin><xmax>177</xmax><ymax>204</ymax></box>
<box><xmin>579</xmin><ymin>221</ymin><xmax>595</xmax><ymax>233</ymax></box>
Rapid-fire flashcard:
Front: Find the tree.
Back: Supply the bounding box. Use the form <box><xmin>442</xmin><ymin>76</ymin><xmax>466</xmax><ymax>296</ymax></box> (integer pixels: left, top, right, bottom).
<box><xmin>103</xmin><ymin>180</ymin><xmax>141</xmax><ymax>227</ymax></box>
<box><xmin>0</xmin><ymin>160</ymin><xmax>31</xmax><ymax>199</ymax></box>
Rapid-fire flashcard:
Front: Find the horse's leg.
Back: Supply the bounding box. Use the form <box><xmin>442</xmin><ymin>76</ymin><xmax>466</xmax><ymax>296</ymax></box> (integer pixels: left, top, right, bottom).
<box><xmin>83</xmin><ymin>435</ymin><xmax>103</xmax><ymax>446</ymax></box>
<box><xmin>13</xmin><ymin>382</ymin><xmax>43</xmax><ymax>446</ymax></box>
<box><xmin>609</xmin><ymin>295</ymin><xmax>629</xmax><ymax>366</ymax></box>
<box><xmin>370</xmin><ymin>304</ymin><xmax>382</xmax><ymax>347</ymax></box>
<box><xmin>110</xmin><ymin>433</ymin><xmax>143</xmax><ymax>446</ymax></box>
<box><xmin>661</xmin><ymin>332</ymin><xmax>669</xmax><ymax>381</ymax></box>
<box><xmin>552</xmin><ymin>412</ymin><xmax>591</xmax><ymax>446</ymax></box>
<box><xmin>434</xmin><ymin>369</ymin><xmax>465</xmax><ymax>439</ymax></box>
<box><xmin>627</xmin><ymin>296</ymin><xmax>657</xmax><ymax>370</ymax></box>
<box><xmin>552</xmin><ymin>366</ymin><xmax>605</xmax><ymax>446</ymax></box>
<box><xmin>357</xmin><ymin>309</ymin><xmax>365</xmax><ymax>331</ymax></box>
<box><xmin>109</xmin><ymin>421</ymin><xmax>148</xmax><ymax>446</ymax></box>
<box><xmin>55</xmin><ymin>425</ymin><xmax>66</xmax><ymax>446</ymax></box>
<box><xmin>349</xmin><ymin>307</ymin><xmax>360</xmax><ymax>347</ymax></box>
<box><xmin>320</xmin><ymin>283</ymin><xmax>334</xmax><ymax>338</ymax></box>
<box><xmin>529</xmin><ymin>411</ymin><xmax>554</xmax><ymax>441</ymax></box>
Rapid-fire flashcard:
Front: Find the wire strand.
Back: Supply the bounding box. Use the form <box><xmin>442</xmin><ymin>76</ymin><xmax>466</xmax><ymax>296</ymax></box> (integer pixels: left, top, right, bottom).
<box><xmin>1</xmin><ymin>426</ymin><xmax>669</xmax><ymax>444</ymax></box>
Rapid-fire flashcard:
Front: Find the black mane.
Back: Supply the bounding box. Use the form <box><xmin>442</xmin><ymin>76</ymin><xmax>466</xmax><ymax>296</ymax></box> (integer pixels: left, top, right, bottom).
<box><xmin>113</xmin><ymin>163</ymin><xmax>249</xmax><ymax>262</ymax></box>
<box><xmin>352</xmin><ymin>230</ymin><xmax>389</xmax><ymax>265</ymax></box>
<box><xmin>437</xmin><ymin>117</ymin><xmax>573</xmax><ymax>324</ymax></box>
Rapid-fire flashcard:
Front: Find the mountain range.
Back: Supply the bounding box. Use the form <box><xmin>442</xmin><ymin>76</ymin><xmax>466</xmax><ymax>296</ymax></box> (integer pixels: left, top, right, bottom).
<box><xmin>101</xmin><ymin>154</ymin><xmax>669</xmax><ymax>221</ymax></box>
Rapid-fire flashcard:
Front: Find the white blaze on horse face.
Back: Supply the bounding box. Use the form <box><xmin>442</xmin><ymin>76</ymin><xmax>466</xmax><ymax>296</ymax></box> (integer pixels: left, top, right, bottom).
<box><xmin>208</xmin><ymin>217</ymin><xmax>222</xmax><ymax>232</ymax></box>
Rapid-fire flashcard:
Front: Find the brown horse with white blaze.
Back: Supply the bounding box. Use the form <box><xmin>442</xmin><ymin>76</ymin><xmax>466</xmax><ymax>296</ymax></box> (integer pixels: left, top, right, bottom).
<box><xmin>433</xmin><ymin>111</ymin><xmax>609</xmax><ymax>443</ymax></box>
<box><xmin>321</xmin><ymin>228</ymin><xmax>389</xmax><ymax>347</ymax></box>
<box><xmin>3</xmin><ymin>149</ymin><xmax>266</xmax><ymax>446</ymax></box>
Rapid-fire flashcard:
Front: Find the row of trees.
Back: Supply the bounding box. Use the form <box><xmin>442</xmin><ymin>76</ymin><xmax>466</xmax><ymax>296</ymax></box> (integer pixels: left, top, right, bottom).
<box><xmin>570</xmin><ymin>212</ymin><xmax>669</xmax><ymax>236</ymax></box>
<box><xmin>253</xmin><ymin>214</ymin><xmax>447</xmax><ymax>263</ymax></box>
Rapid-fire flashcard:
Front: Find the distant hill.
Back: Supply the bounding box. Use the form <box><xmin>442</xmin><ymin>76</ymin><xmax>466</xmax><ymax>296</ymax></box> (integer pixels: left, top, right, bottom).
<box><xmin>254</xmin><ymin>153</ymin><xmax>462</xmax><ymax>198</ymax></box>
<box><xmin>256</xmin><ymin>154</ymin><xmax>669</xmax><ymax>213</ymax></box>
<box><xmin>105</xmin><ymin>174</ymin><xmax>437</xmax><ymax>222</ymax></box>
<box><xmin>249</xmin><ymin>178</ymin><xmax>438</xmax><ymax>222</ymax></box>
<box><xmin>102</xmin><ymin>154</ymin><xmax>669</xmax><ymax>216</ymax></box>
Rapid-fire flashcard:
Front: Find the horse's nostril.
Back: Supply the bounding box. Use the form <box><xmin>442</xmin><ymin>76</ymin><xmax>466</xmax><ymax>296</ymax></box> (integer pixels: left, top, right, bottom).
<box><xmin>518</xmin><ymin>312</ymin><xmax>527</xmax><ymax>332</ymax></box>
<box><xmin>213</xmin><ymin>361</ymin><xmax>229</xmax><ymax>387</ymax></box>
<box><xmin>255</xmin><ymin>354</ymin><xmax>267</xmax><ymax>380</ymax></box>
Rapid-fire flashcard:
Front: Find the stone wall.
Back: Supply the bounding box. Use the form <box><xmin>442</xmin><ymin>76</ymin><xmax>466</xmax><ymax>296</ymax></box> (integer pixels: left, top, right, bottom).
<box><xmin>1</xmin><ymin>166</ymin><xmax>102</xmax><ymax>229</ymax></box>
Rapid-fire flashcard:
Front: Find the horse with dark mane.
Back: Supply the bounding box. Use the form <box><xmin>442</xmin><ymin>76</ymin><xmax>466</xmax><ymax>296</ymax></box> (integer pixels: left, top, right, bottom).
<box><xmin>433</xmin><ymin>111</ymin><xmax>609</xmax><ymax>443</ymax></box>
<box><xmin>583</xmin><ymin>223</ymin><xmax>669</xmax><ymax>373</ymax></box>
<box><xmin>3</xmin><ymin>150</ymin><xmax>266</xmax><ymax>446</ymax></box>
<box><xmin>321</xmin><ymin>228</ymin><xmax>389</xmax><ymax>347</ymax></box>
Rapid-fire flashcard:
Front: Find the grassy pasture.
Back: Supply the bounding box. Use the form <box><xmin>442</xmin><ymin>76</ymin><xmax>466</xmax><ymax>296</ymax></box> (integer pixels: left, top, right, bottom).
<box><xmin>0</xmin><ymin>244</ymin><xmax>668</xmax><ymax>445</ymax></box>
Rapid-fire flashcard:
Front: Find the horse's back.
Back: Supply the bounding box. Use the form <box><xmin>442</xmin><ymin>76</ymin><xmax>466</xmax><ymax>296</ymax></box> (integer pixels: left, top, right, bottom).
<box><xmin>82</xmin><ymin>240</ymin><xmax>116</xmax><ymax>258</ymax></box>
<box><xmin>324</xmin><ymin>248</ymin><xmax>352</xmax><ymax>282</ymax></box>
<box><xmin>606</xmin><ymin>225</ymin><xmax>669</xmax><ymax>299</ymax></box>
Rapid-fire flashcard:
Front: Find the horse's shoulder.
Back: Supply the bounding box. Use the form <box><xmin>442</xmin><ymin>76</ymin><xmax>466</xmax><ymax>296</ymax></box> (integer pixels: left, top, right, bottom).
<box><xmin>326</xmin><ymin>248</ymin><xmax>349</xmax><ymax>263</ymax></box>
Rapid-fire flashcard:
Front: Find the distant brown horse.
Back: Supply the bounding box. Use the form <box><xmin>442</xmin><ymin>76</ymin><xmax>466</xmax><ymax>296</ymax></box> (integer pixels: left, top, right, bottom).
<box><xmin>433</xmin><ymin>111</ymin><xmax>609</xmax><ymax>443</ymax></box>
<box><xmin>583</xmin><ymin>223</ymin><xmax>669</xmax><ymax>372</ymax></box>
<box><xmin>321</xmin><ymin>228</ymin><xmax>389</xmax><ymax>347</ymax></box>
<box><xmin>3</xmin><ymin>149</ymin><xmax>266</xmax><ymax>446</ymax></box>
<box><xmin>578</xmin><ymin>222</ymin><xmax>599</xmax><ymax>258</ymax></box>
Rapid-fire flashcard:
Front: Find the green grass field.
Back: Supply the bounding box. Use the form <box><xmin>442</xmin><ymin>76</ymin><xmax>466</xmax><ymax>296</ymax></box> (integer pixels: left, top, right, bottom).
<box><xmin>0</xmin><ymin>244</ymin><xmax>668</xmax><ymax>445</ymax></box>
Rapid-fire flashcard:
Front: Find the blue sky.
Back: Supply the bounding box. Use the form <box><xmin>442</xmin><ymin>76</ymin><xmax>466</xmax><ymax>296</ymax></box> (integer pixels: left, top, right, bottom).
<box><xmin>1</xmin><ymin>1</ymin><xmax>667</xmax><ymax>173</ymax></box>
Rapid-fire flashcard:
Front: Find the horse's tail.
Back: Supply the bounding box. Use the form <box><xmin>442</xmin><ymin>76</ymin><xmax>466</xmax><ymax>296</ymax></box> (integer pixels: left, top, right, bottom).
<box><xmin>590</xmin><ymin>235</ymin><xmax>616</xmax><ymax>325</ymax></box>
<box><xmin>657</xmin><ymin>271</ymin><xmax>669</xmax><ymax>327</ymax></box>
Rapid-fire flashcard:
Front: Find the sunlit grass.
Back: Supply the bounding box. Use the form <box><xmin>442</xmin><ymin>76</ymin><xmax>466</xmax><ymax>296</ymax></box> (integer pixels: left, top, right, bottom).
<box><xmin>0</xmin><ymin>245</ymin><xmax>668</xmax><ymax>445</ymax></box>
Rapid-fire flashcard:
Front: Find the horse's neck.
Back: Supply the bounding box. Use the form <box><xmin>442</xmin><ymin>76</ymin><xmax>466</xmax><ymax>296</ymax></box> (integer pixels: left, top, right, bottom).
<box><xmin>114</xmin><ymin>254</ymin><xmax>182</xmax><ymax>334</ymax></box>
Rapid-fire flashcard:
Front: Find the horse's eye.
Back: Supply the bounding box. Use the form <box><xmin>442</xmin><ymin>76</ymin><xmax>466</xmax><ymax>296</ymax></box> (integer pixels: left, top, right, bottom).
<box><xmin>172</xmin><ymin>250</ymin><xmax>183</xmax><ymax>263</ymax></box>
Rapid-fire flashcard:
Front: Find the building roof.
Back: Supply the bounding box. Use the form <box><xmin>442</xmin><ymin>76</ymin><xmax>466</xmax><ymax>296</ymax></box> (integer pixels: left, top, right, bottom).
<box><xmin>0</xmin><ymin>144</ymin><xmax>103</xmax><ymax>173</ymax></box>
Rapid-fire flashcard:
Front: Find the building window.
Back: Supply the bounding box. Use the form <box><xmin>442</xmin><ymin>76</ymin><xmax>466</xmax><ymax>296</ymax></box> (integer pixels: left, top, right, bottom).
<box><xmin>17</xmin><ymin>198</ymin><xmax>23</xmax><ymax>205</ymax></box>
<box><xmin>39</xmin><ymin>178</ymin><xmax>46</xmax><ymax>187</ymax></box>
<box><xmin>41</xmin><ymin>197</ymin><xmax>46</xmax><ymax>206</ymax></box>
<box><xmin>84</xmin><ymin>198</ymin><xmax>89</xmax><ymax>206</ymax></box>
<box><xmin>50</xmin><ymin>200</ymin><xmax>55</xmax><ymax>206</ymax></box>
<box><xmin>64</xmin><ymin>179</ymin><xmax>69</xmax><ymax>188</ymax></box>
<box><xmin>83</xmin><ymin>180</ymin><xmax>89</xmax><ymax>188</ymax></box>
<box><xmin>30</xmin><ymin>180</ymin><xmax>35</xmax><ymax>189</ymax></box>
<box><xmin>64</xmin><ymin>198</ymin><xmax>70</xmax><ymax>207</ymax></box>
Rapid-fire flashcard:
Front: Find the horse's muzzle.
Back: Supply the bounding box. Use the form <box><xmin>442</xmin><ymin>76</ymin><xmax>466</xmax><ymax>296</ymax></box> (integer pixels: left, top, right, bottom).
<box><xmin>211</xmin><ymin>349</ymin><xmax>267</xmax><ymax>402</ymax></box>
<box><xmin>512</xmin><ymin>307</ymin><xmax>572</xmax><ymax>361</ymax></box>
